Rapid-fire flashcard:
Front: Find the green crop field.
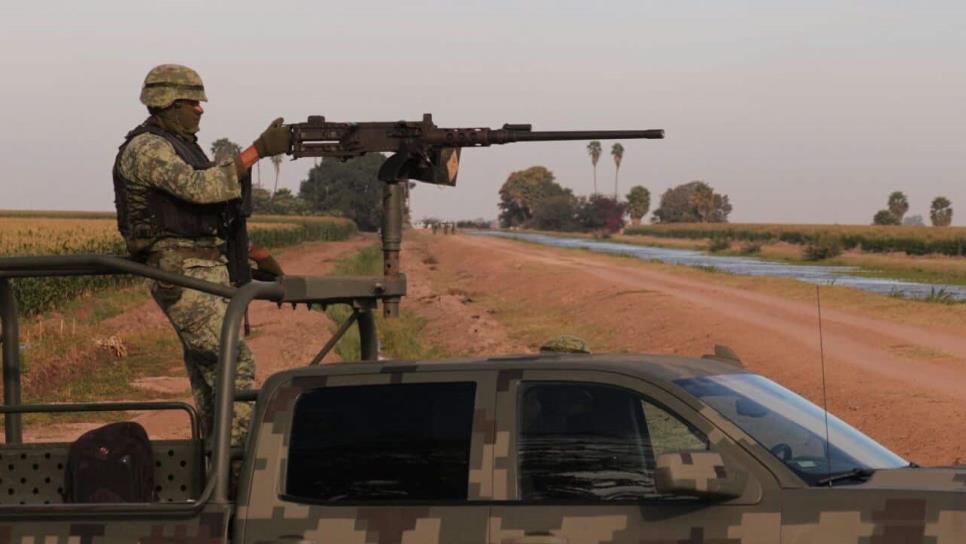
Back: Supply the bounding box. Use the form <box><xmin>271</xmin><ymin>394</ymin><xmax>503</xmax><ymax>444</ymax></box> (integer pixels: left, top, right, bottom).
<box><xmin>0</xmin><ymin>212</ymin><xmax>357</xmax><ymax>316</ymax></box>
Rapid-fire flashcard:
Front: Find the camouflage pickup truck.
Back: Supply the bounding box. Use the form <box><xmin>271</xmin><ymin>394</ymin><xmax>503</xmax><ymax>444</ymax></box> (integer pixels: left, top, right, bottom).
<box><xmin>0</xmin><ymin>255</ymin><xmax>964</xmax><ymax>544</ymax></box>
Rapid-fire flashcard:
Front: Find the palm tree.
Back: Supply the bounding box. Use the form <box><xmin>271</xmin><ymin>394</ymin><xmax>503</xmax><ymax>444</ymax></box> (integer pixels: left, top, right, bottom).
<box><xmin>271</xmin><ymin>154</ymin><xmax>283</xmax><ymax>198</ymax></box>
<box><xmin>930</xmin><ymin>196</ymin><xmax>953</xmax><ymax>227</ymax></box>
<box><xmin>586</xmin><ymin>141</ymin><xmax>602</xmax><ymax>194</ymax></box>
<box><xmin>887</xmin><ymin>191</ymin><xmax>910</xmax><ymax>223</ymax></box>
<box><xmin>611</xmin><ymin>143</ymin><xmax>624</xmax><ymax>200</ymax></box>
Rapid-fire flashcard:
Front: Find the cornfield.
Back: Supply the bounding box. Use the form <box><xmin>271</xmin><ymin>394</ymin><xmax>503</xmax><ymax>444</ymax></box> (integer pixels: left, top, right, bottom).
<box><xmin>624</xmin><ymin>223</ymin><xmax>966</xmax><ymax>257</ymax></box>
<box><xmin>0</xmin><ymin>214</ymin><xmax>357</xmax><ymax>316</ymax></box>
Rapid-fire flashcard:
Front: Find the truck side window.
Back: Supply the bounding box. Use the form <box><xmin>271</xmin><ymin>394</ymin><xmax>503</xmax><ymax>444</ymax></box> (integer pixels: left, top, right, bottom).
<box><xmin>642</xmin><ymin>400</ymin><xmax>708</xmax><ymax>458</ymax></box>
<box><xmin>518</xmin><ymin>382</ymin><xmax>707</xmax><ymax>501</ymax></box>
<box><xmin>286</xmin><ymin>382</ymin><xmax>476</xmax><ymax>502</ymax></box>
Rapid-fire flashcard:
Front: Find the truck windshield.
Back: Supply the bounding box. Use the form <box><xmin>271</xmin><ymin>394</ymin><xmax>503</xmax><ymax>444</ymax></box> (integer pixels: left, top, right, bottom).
<box><xmin>675</xmin><ymin>374</ymin><xmax>907</xmax><ymax>485</ymax></box>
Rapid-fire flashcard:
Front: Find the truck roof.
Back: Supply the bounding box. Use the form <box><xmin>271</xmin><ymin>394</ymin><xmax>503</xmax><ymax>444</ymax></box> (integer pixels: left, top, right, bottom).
<box><xmin>270</xmin><ymin>352</ymin><xmax>747</xmax><ymax>386</ymax></box>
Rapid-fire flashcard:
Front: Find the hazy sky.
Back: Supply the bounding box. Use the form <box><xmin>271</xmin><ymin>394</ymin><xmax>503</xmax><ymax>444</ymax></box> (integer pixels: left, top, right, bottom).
<box><xmin>2</xmin><ymin>1</ymin><xmax>964</xmax><ymax>224</ymax></box>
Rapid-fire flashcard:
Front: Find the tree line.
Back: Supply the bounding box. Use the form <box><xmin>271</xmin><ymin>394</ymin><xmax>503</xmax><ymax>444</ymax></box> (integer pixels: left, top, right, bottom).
<box><xmin>497</xmin><ymin>166</ymin><xmax>732</xmax><ymax>232</ymax></box>
<box><xmin>498</xmin><ymin>138</ymin><xmax>731</xmax><ymax>232</ymax></box>
<box><xmin>871</xmin><ymin>191</ymin><xmax>953</xmax><ymax>227</ymax></box>
<box><xmin>211</xmin><ymin>138</ymin><xmax>399</xmax><ymax>231</ymax></box>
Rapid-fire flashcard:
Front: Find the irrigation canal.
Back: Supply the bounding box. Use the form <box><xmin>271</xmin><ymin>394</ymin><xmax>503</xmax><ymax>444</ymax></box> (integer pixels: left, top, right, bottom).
<box><xmin>477</xmin><ymin>231</ymin><xmax>966</xmax><ymax>302</ymax></box>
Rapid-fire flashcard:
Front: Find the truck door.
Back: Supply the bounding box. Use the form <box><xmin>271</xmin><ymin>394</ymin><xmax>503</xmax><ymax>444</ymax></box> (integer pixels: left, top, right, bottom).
<box><xmin>488</xmin><ymin>369</ymin><xmax>782</xmax><ymax>544</ymax></box>
<box><xmin>238</xmin><ymin>368</ymin><xmax>497</xmax><ymax>544</ymax></box>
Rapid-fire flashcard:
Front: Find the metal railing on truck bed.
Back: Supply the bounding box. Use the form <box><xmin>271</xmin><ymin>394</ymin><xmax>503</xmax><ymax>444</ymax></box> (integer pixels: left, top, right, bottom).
<box><xmin>0</xmin><ymin>254</ymin><xmax>404</xmax><ymax>507</ymax></box>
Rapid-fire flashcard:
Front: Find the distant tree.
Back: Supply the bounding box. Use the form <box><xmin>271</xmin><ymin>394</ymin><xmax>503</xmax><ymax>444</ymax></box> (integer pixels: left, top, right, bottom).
<box><xmin>532</xmin><ymin>195</ymin><xmax>578</xmax><ymax>231</ymax></box>
<box><xmin>903</xmin><ymin>214</ymin><xmax>925</xmax><ymax>226</ymax></box>
<box><xmin>586</xmin><ymin>141</ymin><xmax>602</xmax><ymax>194</ymax></box>
<box><xmin>252</xmin><ymin>187</ymin><xmax>273</xmax><ymax>214</ymax></box>
<box><xmin>497</xmin><ymin>166</ymin><xmax>572</xmax><ymax>228</ymax></box>
<box><xmin>576</xmin><ymin>194</ymin><xmax>627</xmax><ymax>233</ymax></box>
<box><xmin>690</xmin><ymin>183</ymin><xmax>717</xmax><ymax>222</ymax></box>
<box><xmin>455</xmin><ymin>218</ymin><xmax>492</xmax><ymax>230</ymax></box>
<box><xmin>652</xmin><ymin>181</ymin><xmax>731</xmax><ymax>223</ymax></box>
<box><xmin>267</xmin><ymin>188</ymin><xmax>310</xmax><ymax>215</ymax></box>
<box><xmin>930</xmin><ymin>196</ymin><xmax>953</xmax><ymax>227</ymax></box>
<box><xmin>270</xmin><ymin>154</ymin><xmax>283</xmax><ymax>197</ymax></box>
<box><xmin>872</xmin><ymin>210</ymin><xmax>900</xmax><ymax>225</ymax></box>
<box><xmin>210</xmin><ymin>138</ymin><xmax>241</xmax><ymax>163</ymax></box>
<box><xmin>611</xmin><ymin>142</ymin><xmax>624</xmax><ymax>200</ymax></box>
<box><xmin>299</xmin><ymin>154</ymin><xmax>390</xmax><ymax>231</ymax></box>
<box><xmin>252</xmin><ymin>186</ymin><xmax>313</xmax><ymax>215</ymax></box>
<box><xmin>625</xmin><ymin>185</ymin><xmax>651</xmax><ymax>226</ymax></box>
<box><xmin>887</xmin><ymin>191</ymin><xmax>909</xmax><ymax>223</ymax></box>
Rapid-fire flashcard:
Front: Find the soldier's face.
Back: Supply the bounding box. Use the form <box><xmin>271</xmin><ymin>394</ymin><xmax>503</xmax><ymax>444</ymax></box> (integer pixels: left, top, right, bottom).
<box><xmin>171</xmin><ymin>100</ymin><xmax>203</xmax><ymax>134</ymax></box>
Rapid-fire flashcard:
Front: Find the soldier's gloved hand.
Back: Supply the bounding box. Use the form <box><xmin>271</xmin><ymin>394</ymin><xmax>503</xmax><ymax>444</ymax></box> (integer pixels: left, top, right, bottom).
<box><xmin>253</xmin><ymin>118</ymin><xmax>291</xmax><ymax>157</ymax></box>
<box><xmin>250</xmin><ymin>244</ymin><xmax>284</xmax><ymax>280</ymax></box>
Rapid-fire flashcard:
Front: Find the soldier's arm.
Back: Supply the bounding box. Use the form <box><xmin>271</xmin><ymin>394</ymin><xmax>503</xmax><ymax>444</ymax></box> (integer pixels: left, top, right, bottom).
<box><xmin>122</xmin><ymin>134</ymin><xmax>242</xmax><ymax>204</ymax></box>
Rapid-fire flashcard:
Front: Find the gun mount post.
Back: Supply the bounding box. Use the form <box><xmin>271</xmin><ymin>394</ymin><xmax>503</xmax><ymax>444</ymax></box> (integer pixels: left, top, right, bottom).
<box><xmin>0</xmin><ymin>279</ymin><xmax>23</xmax><ymax>444</ymax></box>
<box><xmin>381</xmin><ymin>180</ymin><xmax>405</xmax><ymax>318</ymax></box>
<box><xmin>358</xmin><ymin>308</ymin><xmax>378</xmax><ymax>361</ymax></box>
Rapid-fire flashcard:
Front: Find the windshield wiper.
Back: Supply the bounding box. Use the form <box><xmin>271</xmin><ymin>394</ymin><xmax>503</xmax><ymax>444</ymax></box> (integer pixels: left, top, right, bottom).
<box><xmin>816</xmin><ymin>468</ymin><xmax>875</xmax><ymax>486</ymax></box>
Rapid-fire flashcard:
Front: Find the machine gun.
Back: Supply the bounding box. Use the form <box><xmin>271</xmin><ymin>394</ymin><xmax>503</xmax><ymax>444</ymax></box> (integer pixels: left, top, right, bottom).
<box><xmin>287</xmin><ymin>114</ymin><xmax>664</xmax><ymax>184</ymax></box>
<box><xmin>286</xmin><ymin>114</ymin><xmax>665</xmax><ymax>316</ymax></box>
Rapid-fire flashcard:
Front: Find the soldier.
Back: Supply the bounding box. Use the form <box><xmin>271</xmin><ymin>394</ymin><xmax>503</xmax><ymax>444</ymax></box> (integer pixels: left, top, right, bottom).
<box><xmin>112</xmin><ymin>64</ymin><xmax>290</xmax><ymax>445</ymax></box>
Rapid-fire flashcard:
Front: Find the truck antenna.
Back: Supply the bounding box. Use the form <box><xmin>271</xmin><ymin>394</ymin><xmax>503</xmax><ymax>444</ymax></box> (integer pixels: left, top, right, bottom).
<box><xmin>816</xmin><ymin>285</ymin><xmax>832</xmax><ymax>485</ymax></box>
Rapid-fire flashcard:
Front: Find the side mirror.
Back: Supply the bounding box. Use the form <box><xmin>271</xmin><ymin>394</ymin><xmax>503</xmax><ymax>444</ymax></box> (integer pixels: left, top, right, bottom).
<box><xmin>655</xmin><ymin>451</ymin><xmax>746</xmax><ymax>500</ymax></box>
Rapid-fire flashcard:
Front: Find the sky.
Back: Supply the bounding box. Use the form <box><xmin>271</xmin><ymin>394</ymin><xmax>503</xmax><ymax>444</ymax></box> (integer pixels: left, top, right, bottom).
<box><xmin>1</xmin><ymin>1</ymin><xmax>964</xmax><ymax>225</ymax></box>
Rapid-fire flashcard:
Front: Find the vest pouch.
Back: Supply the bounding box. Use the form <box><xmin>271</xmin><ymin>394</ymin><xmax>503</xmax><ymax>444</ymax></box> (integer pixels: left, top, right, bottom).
<box><xmin>150</xmin><ymin>190</ymin><xmax>223</xmax><ymax>238</ymax></box>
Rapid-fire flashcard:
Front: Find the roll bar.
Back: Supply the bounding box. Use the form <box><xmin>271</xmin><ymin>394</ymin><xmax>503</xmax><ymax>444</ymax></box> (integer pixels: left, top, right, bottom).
<box><xmin>0</xmin><ymin>255</ymin><xmax>404</xmax><ymax>463</ymax></box>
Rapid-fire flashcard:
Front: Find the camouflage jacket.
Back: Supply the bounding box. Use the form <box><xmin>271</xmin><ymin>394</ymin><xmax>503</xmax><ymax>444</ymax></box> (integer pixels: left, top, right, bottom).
<box><xmin>114</xmin><ymin>121</ymin><xmax>242</xmax><ymax>256</ymax></box>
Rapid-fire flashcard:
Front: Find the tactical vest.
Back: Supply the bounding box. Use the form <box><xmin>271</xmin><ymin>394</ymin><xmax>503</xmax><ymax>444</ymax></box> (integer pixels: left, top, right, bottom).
<box><xmin>112</xmin><ymin>122</ymin><xmax>225</xmax><ymax>256</ymax></box>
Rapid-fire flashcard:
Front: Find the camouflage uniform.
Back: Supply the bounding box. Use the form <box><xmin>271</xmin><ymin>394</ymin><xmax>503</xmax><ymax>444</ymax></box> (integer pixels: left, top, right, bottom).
<box><xmin>113</xmin><ymin>64</ymin><xmax>254</xmax><ymax>446</ymax></box>
<box><xmin>539</xmin><ymin>334</ymin><xmax>591</xmax><ymax>354</ymax></box>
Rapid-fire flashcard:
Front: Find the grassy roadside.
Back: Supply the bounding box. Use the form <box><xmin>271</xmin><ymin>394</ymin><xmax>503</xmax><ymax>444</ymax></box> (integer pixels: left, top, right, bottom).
<box><xmin>323</xmin><ymin>245</ymin><xmax>446</xmax><ymax>362</ymax></box>
<box><xmin>9</xmin><ymin>287</ymin><xmax>185</xmax><ymax>427</ymax></box>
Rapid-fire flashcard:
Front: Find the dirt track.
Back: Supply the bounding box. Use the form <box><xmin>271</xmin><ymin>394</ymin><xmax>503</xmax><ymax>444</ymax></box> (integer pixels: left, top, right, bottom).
<box><xmin>410</xmin><ymin>232</ymin><xmax>966</xmax><ymax>466</ymax></box>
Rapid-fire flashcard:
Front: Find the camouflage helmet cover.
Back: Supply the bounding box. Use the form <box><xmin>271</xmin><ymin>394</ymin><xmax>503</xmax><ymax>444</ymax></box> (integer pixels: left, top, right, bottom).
<box><xmin>140</xmin><ymin>64</ymin><xmax>208</xmax><ymax>109</ymax></box>
<box><xmin>539</xmin><ymin>335</ymin><xmax>591</xmax><ymax>354</ymax></box>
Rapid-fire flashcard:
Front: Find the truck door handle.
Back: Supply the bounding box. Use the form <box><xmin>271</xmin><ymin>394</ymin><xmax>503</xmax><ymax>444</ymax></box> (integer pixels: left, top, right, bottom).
<box><xmin>509</xmin><ymin>534</ymin><xmax>568</xmax><ymax>544</ymax></box>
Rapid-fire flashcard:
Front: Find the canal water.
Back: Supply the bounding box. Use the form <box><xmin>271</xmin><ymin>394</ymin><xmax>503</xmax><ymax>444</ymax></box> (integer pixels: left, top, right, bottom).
<box><xmin>477</xmin><ymin>231</ymin><xmax>966</xmax><ymax>302</ymax></box>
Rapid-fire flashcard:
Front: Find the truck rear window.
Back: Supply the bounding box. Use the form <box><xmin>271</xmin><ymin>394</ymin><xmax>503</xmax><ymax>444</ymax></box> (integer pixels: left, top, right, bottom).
<box><xmin>285</xmin><ymin>382</ymin><xmax>476</xmax><ymax>502</ymax></box>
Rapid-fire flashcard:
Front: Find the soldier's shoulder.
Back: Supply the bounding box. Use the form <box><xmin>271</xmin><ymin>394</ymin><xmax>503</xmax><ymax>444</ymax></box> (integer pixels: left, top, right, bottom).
<box><xmin>118</xmin><ymin>132</ymin><xmax>178</xmax><ymax>180</ymax></box>
<box><xmin>123</xmin><ymin>131</ymin><xmax>176</xmax><ymax>158</ymax></box>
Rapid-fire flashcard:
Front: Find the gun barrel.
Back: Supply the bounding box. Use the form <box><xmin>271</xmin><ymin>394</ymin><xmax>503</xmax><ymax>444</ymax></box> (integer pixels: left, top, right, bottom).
<box><xmin>501</xmin><ymin>129</ymin><xmax>664</xmax><ymax>143</ymax></box>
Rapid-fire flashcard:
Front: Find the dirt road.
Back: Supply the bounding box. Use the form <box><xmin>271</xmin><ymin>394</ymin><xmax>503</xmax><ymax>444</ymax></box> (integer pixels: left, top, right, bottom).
<box><xmin>410</xmin><ymin>232</ymin><xmax>966</xmax><ymax>465</ymax></box>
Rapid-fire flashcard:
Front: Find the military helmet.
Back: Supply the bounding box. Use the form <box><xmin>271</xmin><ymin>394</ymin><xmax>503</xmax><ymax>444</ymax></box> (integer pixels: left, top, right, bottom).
<box><xmin>139</xmin><ymin>64</ymin><xmax>208</xmax><ymax>109</ymax></box>
<box><xmin>539</xmin><ymin>335</ymin><xmax>591</xmax><ymax>354</ymax></box>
